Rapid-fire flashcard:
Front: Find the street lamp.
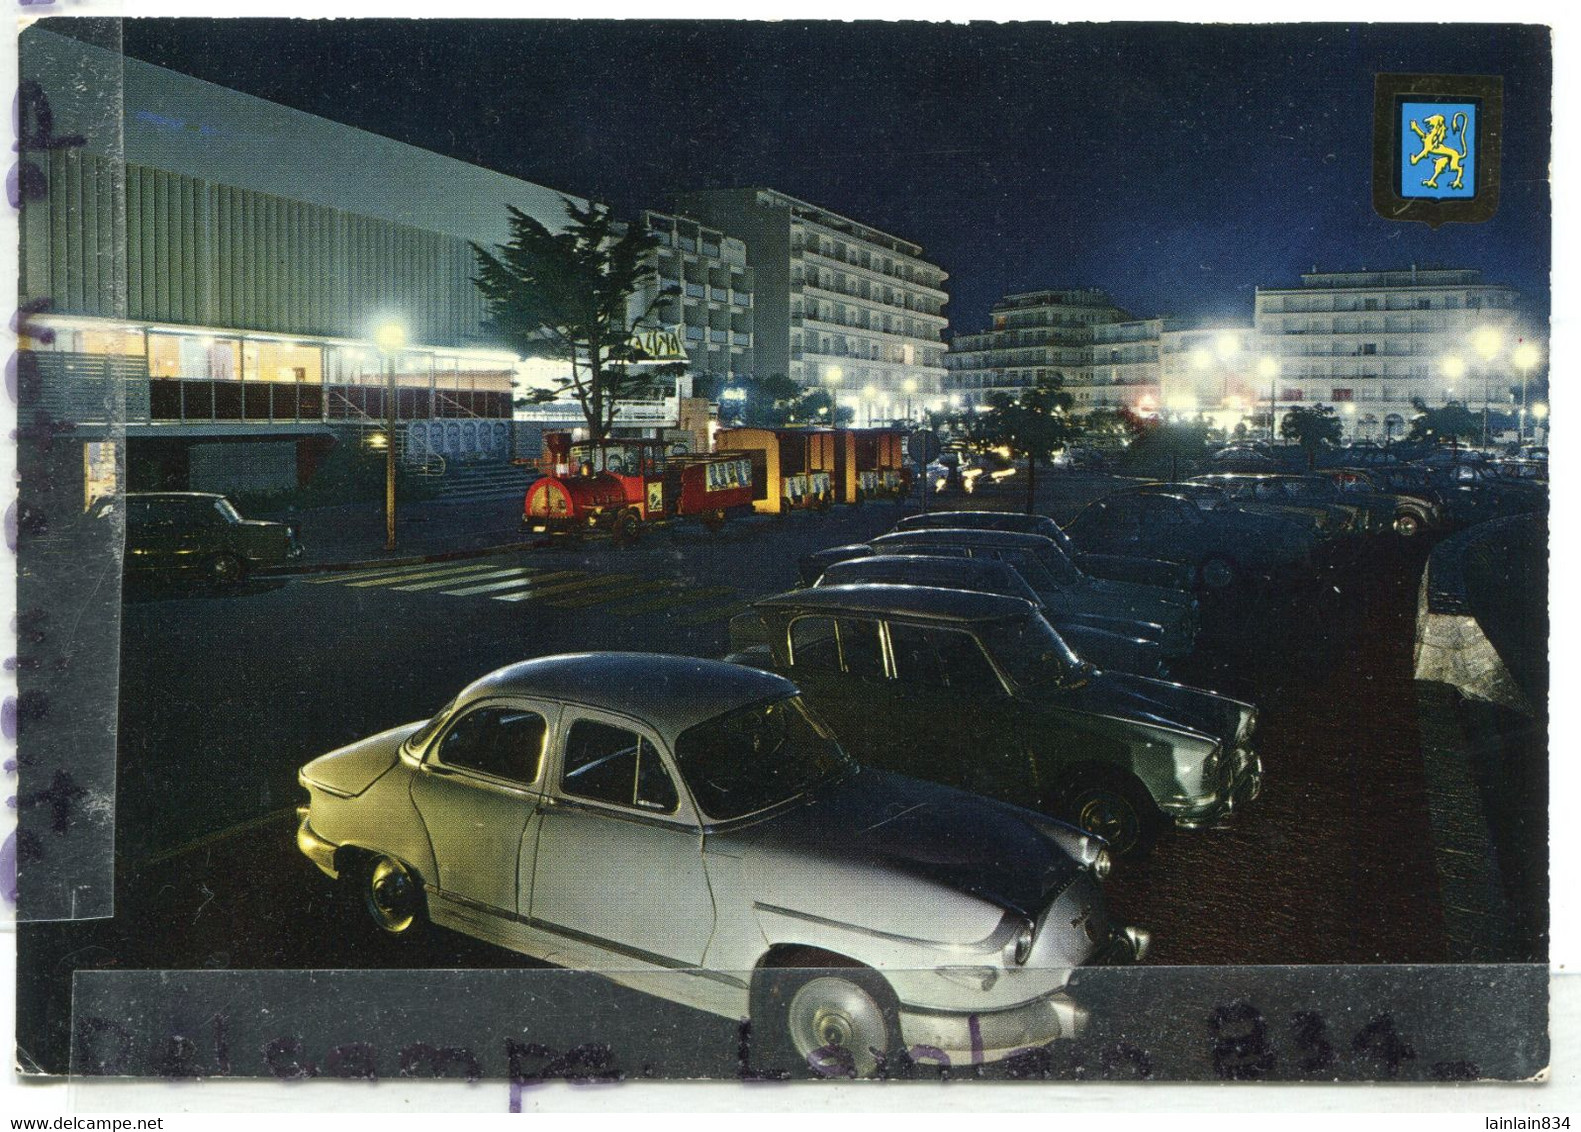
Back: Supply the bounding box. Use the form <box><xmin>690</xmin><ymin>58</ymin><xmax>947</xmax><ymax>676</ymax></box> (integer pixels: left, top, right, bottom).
<box><xmin>1470</xmin><ymin>327</ymin><xmax>1502</xmax><ymax>448</ymax></box>
<box><xmin>823</xmin><ymin>364</ymin><xmax>843</xmax><ymax>423</ymax></box>
<box><xmin>862</xmin><ymin>383</ymin><xmax>877</xmax><ymax>427</ymax></box>
<box><xmin>902</xmin><ymin>377</ymin><xmax>918</xmax><ymax>423</ymax></box>
<box><xmin>1513</xmin><ymin>341</ymin><xmax>1541</xmax><ymax>441</ymax></box>
<box><xmin>1257</xmin><ymin>356</ymin><xmax>1279</xmax><ymax>441</ymax></box>
<box><xmin>374</xmin><ymin>319</ymin><xmax>407</xmax><ymax>551</ymax></box>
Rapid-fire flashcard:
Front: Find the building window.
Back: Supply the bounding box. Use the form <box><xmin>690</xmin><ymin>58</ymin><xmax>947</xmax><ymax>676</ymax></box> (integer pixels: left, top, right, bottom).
<box><xmin>1361</xmin><ymin>343</ymin><xmax>1377</xmax><ymax>356</ymax></box>
<box><xmin>1332</xmin><ymin>388</ymin><xmax>1354</xmax><ymax>402</ymax></box>
<box><xmin>1364</xmin><ymin>298</ymin><xmax>1378</xmax><ymax>311</ymax></box>
<box><xmin>1282</xmin><ymin>388</ymin><xmax>1305</xmax><ymax>402</ymax></box>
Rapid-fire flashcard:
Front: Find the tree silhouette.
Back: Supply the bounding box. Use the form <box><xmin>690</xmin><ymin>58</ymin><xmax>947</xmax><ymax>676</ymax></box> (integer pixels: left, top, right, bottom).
<box><xmin>1279</xmin><ymin>403</ymin><xmax>1343</xmax><ymax>468</ymax></box>
<box><xmin>473</xmin><ymin>200</ymin><xmax>679</xmax><ymax>439</ymax></box>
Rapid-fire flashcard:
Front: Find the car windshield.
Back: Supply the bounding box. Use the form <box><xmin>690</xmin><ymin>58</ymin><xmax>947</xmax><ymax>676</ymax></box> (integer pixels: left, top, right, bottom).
<box><xmin>674</xmin><ymin>696</ymin><xmax>851</xmax><ymax>821</ymax></box>
<box><xmin>408</xmin><ymin>696</ymin><xmax>459</xmax><ymax>749</ymax></box>
<box><xmin>979</xmin><ymin>613</ymin><xmax>1082</xmax><ymax>689</ymax></box>
<box><xmin>1032</xmin><ymin>540</ymin><xmax>1084</xmax><ymax>586</ymax></box>
<box><xmin>214</xmin><ymin>498</ymin><xmax>242</xmax><ymax>522</ymax></box>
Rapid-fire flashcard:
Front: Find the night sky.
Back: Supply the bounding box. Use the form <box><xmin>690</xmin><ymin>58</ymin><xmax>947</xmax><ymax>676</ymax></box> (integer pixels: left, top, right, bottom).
<box><xmin>117</xmin><ymin>20</ymin><xmax>1552</xmax><ymax>336</ymax></box>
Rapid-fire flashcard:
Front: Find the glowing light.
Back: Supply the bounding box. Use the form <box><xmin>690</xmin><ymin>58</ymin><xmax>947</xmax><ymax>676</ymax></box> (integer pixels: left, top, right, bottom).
<box><xmin>1513</xmin><ymin>342</ymin><xmax>1541</xmax><ymax>371</ymax></box>
<box><xmin>721</xmin><ymin>387</ymin><xmax>747</xmax><ymax>401</ymax></box>
<box><xmin>862</xmin><ymin>384</ymin><xmax>877</xmax><ymax>401</ymax></box>
<box><xmin>1215</xmin><ymin>333</ymin><xmax>1241</xmax><ymax>360</ymax></box>
<box><xmin>1257</xmin><ymin>356</ymin><xmax>1279</xmax><ymax>379</ymax></box>
<box><xmin>374</xmin><ymin>321</ymin><xmax>408</xmax><ymax>354</ymax></box>
<box><xmin>902</xmin><ymin>377</ymin><xmax>918</xmax><ymax>394</ymax></box>
<box><xmin>1189</xmin><ymin>348</ymin><xmax>1212</xmax><ymax>371</ymax></box>
<box><xmin>1165</xmin><ymin>392</ymin><xmax>1198</xmax><ymax>412</ymax></box>
<box><xmin>1471</xmin><ymin>326</ymin><xmax>1502</xmax><ymax>360</ymax></box>
<box><xmin>1342</xmin><ymin>402</ymin><xmax>1357</xmax><ymax>415</ymax></box>
<box><xmin>1440</xmin><ymin>355</ymin><xmax>1467</xmax><ymax>380</ymax></box>
<box><xmin>824</xmin><ymin>365</ymin><xmax>843</xmax><ymax>386</ymax></box>
<box><xmin>1533</xmin><ymin>402</ymin><xmax>1549</xmax><ymax>421</ymax></box>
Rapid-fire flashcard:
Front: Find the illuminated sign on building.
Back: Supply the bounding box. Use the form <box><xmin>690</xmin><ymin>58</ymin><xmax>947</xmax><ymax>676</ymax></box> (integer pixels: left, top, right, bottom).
<box><xmin>627</xmin><ymin>326</ymin><xmax>689</xmax><ymax>363</ymax></box>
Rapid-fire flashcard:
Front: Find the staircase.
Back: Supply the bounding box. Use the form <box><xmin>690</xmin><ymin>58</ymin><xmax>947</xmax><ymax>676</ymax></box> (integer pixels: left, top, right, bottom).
<box><xmin>424</xmin><ymin>462</ymin><xmax>541</xmax><ymax>505</ymax></box>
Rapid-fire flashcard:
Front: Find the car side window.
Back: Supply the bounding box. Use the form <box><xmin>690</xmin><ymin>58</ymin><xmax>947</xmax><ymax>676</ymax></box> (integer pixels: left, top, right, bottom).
<box><xmin>889</xmin><ymin>624</ymin><xmax>1003</xmax><ymax>693</ymax></box>
<box><xmin>561</xmin><ymin>719</ymin><xmax>678</xmax><ymax>813</ymax></box>
<box><xmin>436</xmin><ymin>705</ymin><xmax>547</xmax><ymax>786</ymax></box>
<box><xmin>789</xmin><ymin>616</ymin><xmax>882</xmax><ymax>677</ymax></box>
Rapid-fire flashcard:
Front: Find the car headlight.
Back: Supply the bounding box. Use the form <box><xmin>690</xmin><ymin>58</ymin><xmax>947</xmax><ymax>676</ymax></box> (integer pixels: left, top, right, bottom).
<box><xmin>1092</xmin><ymin>848</ymin><xmax>1113</xmax><ymax>881</ymax></box>
<box><xmin>1007</xmin><ymin>917</ymin><xmax>1035</xmax><ymax>966</ymax></box>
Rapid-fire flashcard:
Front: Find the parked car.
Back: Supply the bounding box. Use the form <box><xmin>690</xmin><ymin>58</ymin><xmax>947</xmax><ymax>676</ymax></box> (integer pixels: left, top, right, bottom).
<box><xmin>89</xmin><ymin>491</ymin><xmax>303</xmax><ymax>583</ymax></box>
<box><xmin>868</xmin><ymin>527</ymin><xmax>1199</xmax><ymax>659</ymax></box>
<box><xmin>732</xmin><ymin>585</ymin><xmax>1261</xmax><ymax>856</ymax></box>
<box><xmin>297</xmin><ymin>654</ymin><xmax>1147</xmax><ymax>1074</ymax></box>
<box><xmin>812</xmin><ymin>554</ymin><xmax>1170</xmax><ymax>677</ymax></box>
<box><xmin>892</xmin><ymin>510</ymin><xmax>1193</xmax><ymax>591</ymax></box>
<box><xmin>1421</xmin><ymin>460</ymin><xmax>1547</xmax><ymax>527</ymax></box>
<box><xmin>1322</xmin><ymin>468</ymin><xmax>1446</xmax><ymax>537</ymax></box>
<box><xmin>1063</xmin><ymin>489</ymin><xmax>1319</xmax><ymax>591</ymax></box>
<box><xmin>1187</xmin><ymin>473</ymin><xmax>1367</xmax><ymax>538</ymax></box>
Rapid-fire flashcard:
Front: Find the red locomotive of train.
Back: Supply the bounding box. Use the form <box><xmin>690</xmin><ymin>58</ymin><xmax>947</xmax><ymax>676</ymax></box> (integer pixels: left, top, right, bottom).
<box><xmin>523</xmin><ymin>426</ymin><xmax>911</xmax><ymax>542</ymax></box>
<box><xmin>524</xmin><ymin>432</ymin><xmax>755</xmax><ymax>543</ymax></box>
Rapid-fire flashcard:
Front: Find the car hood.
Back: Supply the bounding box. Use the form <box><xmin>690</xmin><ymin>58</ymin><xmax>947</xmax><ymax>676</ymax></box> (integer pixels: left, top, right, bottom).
<box><xmin>717</xmin><ymin>767</ymin><xmax>1083</xmax><ymax>940</ymax></box>
<box><xmin>299</xmin><ymin>722</ymin><xmax>423</xmax><ymax>797</ymax></box>
<box><xmin>1045</xmin><ymin>670</ymin><xmax>1243</xmax><ymax>746</ymax></box>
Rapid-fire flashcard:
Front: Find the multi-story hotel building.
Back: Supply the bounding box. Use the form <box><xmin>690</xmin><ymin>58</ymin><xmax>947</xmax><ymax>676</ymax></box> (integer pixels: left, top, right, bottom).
<box><xmin>675</xmin><ymin>188</ymin><xmax>949</xmax><ymax>424</ymax></box>
<box><xmin>1254</xmin><ymin>267</ymin><xmax>1531</xmax><ymax>441</ymax></box>
<box><xmin>946</xmin><ymin>288</ymin><xmax>1129</xmax><ymax>411</ymax></box>
<box><xmin>19</xmin><ymin>26</ymin><xmax>580</xmax><ymax>504</ymax></box>
<box><xmin>1157</xmin><ymin>325</ymin><xmax>1263</xmax><ymax>429</ymax></box>
<box><xmin>1087</xmin><ymin>317</ymin><xmax>1179</xmax><ymax>416</ymax></box>
<box><xmin>636</xmin><ymin>210</ymin><xmax>754</xmax><ymax>384</ymax></box>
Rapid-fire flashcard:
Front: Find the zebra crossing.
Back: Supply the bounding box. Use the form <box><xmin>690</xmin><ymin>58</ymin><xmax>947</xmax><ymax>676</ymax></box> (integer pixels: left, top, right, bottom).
<box><xmin>299</xmin><ymin>557</ymin><xmax>750</xmax><ymax>625</ymax></box>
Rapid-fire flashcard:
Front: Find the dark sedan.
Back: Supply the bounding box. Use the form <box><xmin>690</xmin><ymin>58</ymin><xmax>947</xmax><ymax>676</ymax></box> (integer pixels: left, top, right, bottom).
<box><xmin>90</xmin><ymin>491</ymin><xmax>303</xmax><ymax>583</ymax></box>
<box><xmin>1064</xmin><ymin>489</ymin><xmax>1319</xmax><ymax>591</ymax></box>
<box><xmin>892</xmin><ymin>510</ymin><xmax>1193</xmax><ymax>591</ymax></box>
<box><xmin>733</xmin><ymin>584</ymin><xmax>1261</xmax><ymax>856</ymax></box>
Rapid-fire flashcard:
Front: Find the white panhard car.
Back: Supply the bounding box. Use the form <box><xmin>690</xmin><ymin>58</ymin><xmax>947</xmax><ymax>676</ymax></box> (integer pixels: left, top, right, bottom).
<box><xmin>296</xmin><ymin>653</ymin><xmax>1148</xmax><ymax>1075</ymax></box>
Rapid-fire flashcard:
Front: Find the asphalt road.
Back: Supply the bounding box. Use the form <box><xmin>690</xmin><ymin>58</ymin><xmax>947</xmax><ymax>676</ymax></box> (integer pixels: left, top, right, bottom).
<box><xmin>19</xmin><ymin>474</ymin><xmax>1461</xmax><ymax>1075</ymax></box>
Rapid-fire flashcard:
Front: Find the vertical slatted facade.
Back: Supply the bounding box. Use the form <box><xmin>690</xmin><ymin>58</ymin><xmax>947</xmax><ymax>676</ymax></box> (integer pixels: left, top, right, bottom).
<box><xmin>26</xmin><ymin>154</ymin><xmax>495</xmax><ymax>350</ymax></box>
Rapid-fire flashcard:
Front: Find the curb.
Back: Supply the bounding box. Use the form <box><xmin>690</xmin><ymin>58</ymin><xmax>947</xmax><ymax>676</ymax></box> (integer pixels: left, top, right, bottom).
<box><xmin>260</xmin><ymin>536</ymin><xmax>551</xmax><ymax>577</ymax></box>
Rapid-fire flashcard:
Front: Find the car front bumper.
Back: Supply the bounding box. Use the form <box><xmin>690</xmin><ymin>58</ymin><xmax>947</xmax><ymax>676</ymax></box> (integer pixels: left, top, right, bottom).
<box><xmin>1166</xmin><ymin>751</ymin><xmax>1264</xmax><ymax>830</ymax></box>
<box><xmin>896</xmin><ymin>926</ymin><xmax>1148</xmax><ymax>1064</ymax></box>
<box><xmin>296</xmin><ymin>808</ymin><xmax>340</xmax><ymax>878</ymax></box>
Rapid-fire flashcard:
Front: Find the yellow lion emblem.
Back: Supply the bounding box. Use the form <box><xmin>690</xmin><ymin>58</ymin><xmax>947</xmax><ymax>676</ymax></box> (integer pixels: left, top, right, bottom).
<box><xmin>1409</xmin><ymin>112</ymin><xmax>1470</xmax><ymax>190</ymax></box>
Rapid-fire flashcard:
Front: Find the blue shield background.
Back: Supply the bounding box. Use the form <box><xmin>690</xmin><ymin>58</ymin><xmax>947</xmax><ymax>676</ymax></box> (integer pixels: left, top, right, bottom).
<box><xmin>1400</xmin><ymin>101</ymin><xmax>1477</xmax><ymax>199</ymax></box>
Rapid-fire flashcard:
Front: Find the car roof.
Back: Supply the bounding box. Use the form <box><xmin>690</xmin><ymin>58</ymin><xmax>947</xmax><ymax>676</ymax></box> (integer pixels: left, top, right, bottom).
<box><xmin>871</xmin><ymin>528</ymin><xmax>1055</xmax><ymax>550</ymax></box>
<box><xmin>893</xmin><ymin>511</ymin><xmax>1054</xmax><ymax>533</ymax></box>
<box><xmin>124</xmin><ymin>492</ymin><xmax>227</xmax><ymax>501</ymax></box>
<box><xmin>822</xmin><ymin>554</ymin><xmax>1023</xmax><ymax>586</ymax></box>
<box><xmin>755</xmin><ymin>583</ymin><xmax>1037</xmax><ymax>622</ymax></box>
<box><xmin>456</xmin><ymin>653</ymin><xmax>796</xmax><ymax>738</ymax></box>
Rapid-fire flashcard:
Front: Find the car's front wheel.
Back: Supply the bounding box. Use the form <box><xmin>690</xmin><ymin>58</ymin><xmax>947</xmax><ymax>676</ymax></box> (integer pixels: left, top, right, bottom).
<box><xmin>1063</xmin><ymin>776</ymin><xmax>1160</xmax><ymax>857</ymax></box>
<box><xmin>757</xmin><ymin>962</ymin><xmax>899</xmax><ymax>1077</ymax></box>
<box><xmin>208</xmin><ymin>552</ymin><xmax>247</xmax><ymax>585</ymax></box>
<box><xmin>357</xmin><ymin>853</ymin><xmax>426</xmax><ymax>935</ymax></box>
<box><xmin>1197</xmin><ymin>554</ymin><xmax>1237</xmax><ymax>591</ymax></box>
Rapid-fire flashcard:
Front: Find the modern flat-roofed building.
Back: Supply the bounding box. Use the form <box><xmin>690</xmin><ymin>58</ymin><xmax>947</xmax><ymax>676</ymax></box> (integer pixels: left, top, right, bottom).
<box><xmin>946</xmin><ymin>288</ymin><xmax>1129</xmax><ymax>411</ymax></box>
<box><xmin>1254</xmin><ymin>267</ymin><xmax>1531</xmax><ymax>441</ymax></box>
<box><xmin>675</xmin><ymin>187</ymin><xmax>948</xmax><ymax>425</ymax></box>
<box><xmin>19</xmin><ymin>25</ymin><xmax>584</xmax><ymax>500</ymax></box>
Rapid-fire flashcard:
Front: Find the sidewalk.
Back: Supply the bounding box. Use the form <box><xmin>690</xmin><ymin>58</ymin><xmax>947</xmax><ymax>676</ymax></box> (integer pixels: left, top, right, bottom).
<box><xmin>254</xmin><ymin>494</ymin><xmax>542</xmax><ymax>573</ymax></box>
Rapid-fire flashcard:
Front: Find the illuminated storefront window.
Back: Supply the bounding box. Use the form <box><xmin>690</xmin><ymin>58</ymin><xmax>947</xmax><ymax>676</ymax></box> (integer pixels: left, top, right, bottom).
<box><xmin>149</xmin><ymin>332</ymin><xmax>241</xmax><ymax>380</ymax></box>
<box><xmin>249</xmin><ymin>340</ymin><xmax>324</xmax><ymax>383</ymax></box>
